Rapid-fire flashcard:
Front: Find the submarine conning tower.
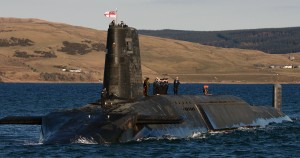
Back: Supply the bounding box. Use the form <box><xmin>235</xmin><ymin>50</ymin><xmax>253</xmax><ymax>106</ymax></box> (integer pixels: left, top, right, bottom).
<box><xmin>103</xmin><ymin>21</ymin><xmax>143</xmax><ymax>100</ymax></box>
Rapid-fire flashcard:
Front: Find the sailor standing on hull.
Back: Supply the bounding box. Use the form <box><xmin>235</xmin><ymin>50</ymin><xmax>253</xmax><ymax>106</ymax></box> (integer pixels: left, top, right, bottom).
<box><xmin>101</xmin><ymin>88</ymin><xmax>107</xmax><ymax>105</ymax></box>
<box><xmin>153</xmin><ymin>77</ymin><xmax>160</xmax><ymax>95</ymax></box>
<box><xmin>143</xmin><ymin>77</ymin><xmax>150</xmax><ymax>96</ymax></box>
<box><xmin>203</xmin><ymin>85</ymin><xmax>209</xmax><ymax>95</ymax></box>
<box><xmin>173</xmin><ymin>76</ymin><xmax>180</xmax><ymax>95</ymax></box>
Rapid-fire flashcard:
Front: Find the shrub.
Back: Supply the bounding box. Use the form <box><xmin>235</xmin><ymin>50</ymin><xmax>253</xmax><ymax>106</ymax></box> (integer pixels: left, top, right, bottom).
<box><xmin>13</xmin><ymin>51</ymin><xmax>35</xmax><ymax>58</ymax></box>
<box><xmin>58</xmin><ymin>41</ymin><xmax>91</xmax><ymax>55</ymax></box>
<box><xmin>0</xmin><ymin>37</ymin><xmax>34</xmax><ymax>47</ymax></box>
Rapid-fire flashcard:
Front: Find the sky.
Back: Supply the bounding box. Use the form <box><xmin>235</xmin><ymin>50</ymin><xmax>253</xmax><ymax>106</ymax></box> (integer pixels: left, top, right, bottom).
<box><xmin>1</xmin><ymin>0</ymin><xmax>300</xmax><ymax>31</ymax></box>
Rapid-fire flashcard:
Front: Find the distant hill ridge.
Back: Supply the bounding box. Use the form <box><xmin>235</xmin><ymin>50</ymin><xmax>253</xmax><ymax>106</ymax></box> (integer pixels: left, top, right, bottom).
<box><xmin>0</xmin><ymin>17</ymin><xmax>47</xmax><ymax>23</ymax></box>
<box><xmin>139</xmin><ymin>27</ymin><xmax>300</xmax><ymax>54</ymax></box>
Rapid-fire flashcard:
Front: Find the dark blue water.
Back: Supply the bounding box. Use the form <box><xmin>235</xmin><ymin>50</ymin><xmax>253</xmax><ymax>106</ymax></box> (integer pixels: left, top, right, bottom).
<box><xmin>0</xmin><ymin>83</ymin><xmax>299</xmax><ymax>157</ymax></box>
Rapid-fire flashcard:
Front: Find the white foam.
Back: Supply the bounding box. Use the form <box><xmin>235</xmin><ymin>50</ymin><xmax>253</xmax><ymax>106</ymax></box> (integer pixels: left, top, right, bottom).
<box><xmin>23</xmin><ymin>141</ymin><xmax>43</xmax><ymax>146</ymax></box>
<box><xmin>72</xmin><ymin>136</ymin><xmax>98</xmax><ymax>144</ymax></box>
<box><xmin>189</xmin><ymin>132</ymin><xmax>207</xmax><ymax>139</ymax></box>
<box><xmin>227</xmin><ymin>115</ymin><xmax>292</xmax><ymax>129</ymax></box>
<box><xmin>251</xmin><ymin>115</ymin><xmax>292</xmax><ymax>128</ymax></box>
<box><xmin>237</xmin><ymin>126</ymin><xmax>258</xmax><ymax>131</ymax></box>
<box><xmin>162</xmin><ymin>134</ymin><xmax>179</xmax><ymax>140</ymax></box>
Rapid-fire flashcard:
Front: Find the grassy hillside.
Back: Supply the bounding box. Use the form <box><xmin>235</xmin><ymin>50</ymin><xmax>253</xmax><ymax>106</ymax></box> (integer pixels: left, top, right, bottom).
<box><xmin>1</xmin><ymin>17</ymin><xmax>300</xmax><ymax>83</ymax></box>
<box><xmin>139</xmin><ymin>27</ymin><xmax>300</xmax><ymax>54</ymax></box>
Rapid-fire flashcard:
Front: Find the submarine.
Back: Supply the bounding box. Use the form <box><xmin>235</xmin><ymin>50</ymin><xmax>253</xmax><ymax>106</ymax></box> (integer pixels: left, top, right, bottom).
<box><xmin>0</xmin><ymin>21</ymin><xmax>292</xmax><ymax>144</ymax></box>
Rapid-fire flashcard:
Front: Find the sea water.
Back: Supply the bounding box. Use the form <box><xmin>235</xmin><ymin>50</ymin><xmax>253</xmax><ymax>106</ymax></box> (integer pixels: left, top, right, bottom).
<box><xmin>0</xmin><ymin>83</ymin><xmax>299</xmax><ymax>157</ymax></box>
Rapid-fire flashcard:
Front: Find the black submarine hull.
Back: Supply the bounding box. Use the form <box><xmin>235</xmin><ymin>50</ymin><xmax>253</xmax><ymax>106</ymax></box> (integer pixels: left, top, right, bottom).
<box><xmin>41</xmin><ymin>95</ymin><xmax>290</xmax><ymax>144</ymax></box>
<box><xmin>0</xmin><ymin>21</ymin><xmax>291</xmax><ymax>144</ymax></box>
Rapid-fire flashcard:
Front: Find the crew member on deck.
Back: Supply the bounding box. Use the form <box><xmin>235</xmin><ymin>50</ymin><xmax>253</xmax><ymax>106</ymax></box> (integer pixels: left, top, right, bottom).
<box><xmin>161</xmin><ymin>78</ymin><xmax>169</xmax><ymax>94</ymax></box>
<box><xmin>110</xmin><ymin>20</ymin><xmax>115</xmax><ymax>26</ymax></box>
<box><xmin>101</xmin><ymin>88</ymin><xmax>107</xmax><ymax>105</ymax></box>
<box><xmin>153</xmin><ymin>77</ymin><xmax>160</xmax><ymax>95</ymax></box>
<box><xmin>143</xmin><ymin>77</ymin><xmax>150</xmax><ymax>96</ymax></box>
<box><xmin>203</xmin><ymin>85</ymin><xmax>209</xmax><ymax>95</ymax></box>
<box><xmin>173</xmin><ymin>76</ymin><xmax>180</xmax><ymax>95</ymax></box>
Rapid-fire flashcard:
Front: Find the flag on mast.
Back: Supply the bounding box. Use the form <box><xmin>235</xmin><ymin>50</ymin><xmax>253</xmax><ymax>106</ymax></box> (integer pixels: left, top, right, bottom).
<box><xmin>104</xmin><ymin>10</ymin><xmax>117</xmax><ymax>18</ymax></box>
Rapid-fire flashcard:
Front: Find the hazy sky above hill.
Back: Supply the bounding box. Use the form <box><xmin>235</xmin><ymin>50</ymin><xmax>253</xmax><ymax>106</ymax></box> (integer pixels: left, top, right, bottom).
<box><xmin>1</xmin><ymin>0</ymin><xmax>300</xmax><ymax>31</ymax></box>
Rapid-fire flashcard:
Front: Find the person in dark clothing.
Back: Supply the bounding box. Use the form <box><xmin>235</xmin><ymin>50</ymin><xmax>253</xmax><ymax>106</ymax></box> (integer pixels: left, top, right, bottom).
<box><xmin>153</xmin><ymin>77</ymin><xmax>160</xmax><ymax>95</ymax></box>
<box><xmin>173</xmin><ymin>77</ymin><xmax>180</xmax><ymax>95</ymax></box>
<box><xmin>143</xmin><ymin>77</ymin><xmax>150</xmax><ymax>96</ymax></box>
<box><xmin>110</xmin><ymin>20</ymin><xmax>115</xmax><ymax>26</ymax></box>
<box><xmin>101</xmin><ymin>88</ymin><xmax>107</xmax><ymax>105</ymax></box>
<box><xmin>162</xmin><ymin>78</ymin><xmax>169</xmax><ymax>94</ymax></box>
<box><xmin>159</xmin><ymin>78</ymin><xmax>166</xmax><ymax>94</ymax></box>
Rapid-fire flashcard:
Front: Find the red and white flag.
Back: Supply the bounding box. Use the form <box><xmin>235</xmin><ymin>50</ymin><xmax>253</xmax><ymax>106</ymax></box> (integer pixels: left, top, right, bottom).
<box><xmin>104</xmin><ymin>11</ymin><xmax>117</xmax><ymax>18</ymax></box>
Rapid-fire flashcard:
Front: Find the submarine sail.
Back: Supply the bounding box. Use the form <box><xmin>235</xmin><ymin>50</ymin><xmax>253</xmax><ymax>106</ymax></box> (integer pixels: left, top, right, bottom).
<box><xmin>103</xmin><ymin>22</ymin><xmax>143</xmax><ymax>100</ymax></box>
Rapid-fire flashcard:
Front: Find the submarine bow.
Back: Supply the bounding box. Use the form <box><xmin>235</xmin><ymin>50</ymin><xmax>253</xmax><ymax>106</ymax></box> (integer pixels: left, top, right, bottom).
<box><xmin>0</xmin><ymin>21</ymin><xmax>292</xmax><ymax>144</ymax></box>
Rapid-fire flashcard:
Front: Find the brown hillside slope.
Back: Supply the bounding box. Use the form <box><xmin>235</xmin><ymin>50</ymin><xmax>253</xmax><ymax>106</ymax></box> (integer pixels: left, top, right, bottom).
<box><xmin>1</xmin><ymin>18</ymin><xmax>300</xmax><ymax>83</ymax></box>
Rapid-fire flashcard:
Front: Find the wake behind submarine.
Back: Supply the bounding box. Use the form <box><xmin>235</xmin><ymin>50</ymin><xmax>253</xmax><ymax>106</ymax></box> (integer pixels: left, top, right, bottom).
<box><xmin>0</xmin><ymin>21</ymin><xmax>292</xmax><ymax>144</ymax></box>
